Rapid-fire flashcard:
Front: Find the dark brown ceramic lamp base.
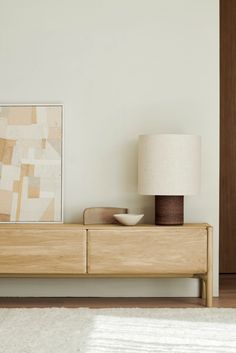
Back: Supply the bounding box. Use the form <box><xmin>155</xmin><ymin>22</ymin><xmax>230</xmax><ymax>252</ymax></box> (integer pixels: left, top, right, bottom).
<box><xmin>155</xmin><ymin>196</ymin><xmax>184</xmax><ymax>225</ymax></box>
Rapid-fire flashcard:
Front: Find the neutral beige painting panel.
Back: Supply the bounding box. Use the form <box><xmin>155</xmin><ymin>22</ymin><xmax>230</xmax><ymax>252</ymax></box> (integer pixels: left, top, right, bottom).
<box><xmin>10</xmin><ymin>193</ymin><xmax>18</xmax><ymax>222</ymax></box>
<box><xmin>0</xmin><ymin>105</ymin><xmax>62</xmax><ymax>222</ymax></box>
<box><xmin>7</xmin><ymin>107</ymin><xmax>35</xmax><ymax>125</ymax></box>
<box><xmin>48</xmin><ymin>127</ymin><xmax>61</xmax><ymax>139</ymax></box>
<box><xmin>0</xmin><ymin>119</ymin><xmax>7</xmax><ymax>139</ymax></box>
<box><xmin>46</xmin><ymin>107</ymin><xmax>62</xmax><ymax>127</ymax></box>
<box><xmin>6</xmin><ymin>124</ymin><xmax>45</xmax><ymax>140</ymax></box>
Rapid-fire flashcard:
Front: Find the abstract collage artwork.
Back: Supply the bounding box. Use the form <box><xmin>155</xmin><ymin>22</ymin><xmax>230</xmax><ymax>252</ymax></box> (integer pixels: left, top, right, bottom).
<box><xmin>0</xmin><ymin>105</ymin><xmax>63</xmax><ymax>222</ymax></box>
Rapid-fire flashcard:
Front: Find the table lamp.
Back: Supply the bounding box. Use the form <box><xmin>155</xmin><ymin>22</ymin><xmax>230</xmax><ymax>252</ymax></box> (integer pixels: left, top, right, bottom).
<box><xmin>138</xmin><ymin>134</ymin><xmax>201</xmax><ymax>225</ymax></box>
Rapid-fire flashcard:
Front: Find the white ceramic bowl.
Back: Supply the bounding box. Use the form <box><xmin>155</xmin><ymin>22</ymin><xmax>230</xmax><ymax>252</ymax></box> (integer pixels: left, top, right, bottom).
<box><xmin>113</xmin><ymin>213</ymin><xmax>144</xmax><ymax>226</ymax></box>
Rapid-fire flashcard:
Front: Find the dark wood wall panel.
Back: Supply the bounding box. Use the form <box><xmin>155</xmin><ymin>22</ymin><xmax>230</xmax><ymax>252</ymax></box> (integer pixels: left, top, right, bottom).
<box><xmin>220</xmin><ymin>0</ymin><xmax>236</xmax><ymax>273</ymax></box>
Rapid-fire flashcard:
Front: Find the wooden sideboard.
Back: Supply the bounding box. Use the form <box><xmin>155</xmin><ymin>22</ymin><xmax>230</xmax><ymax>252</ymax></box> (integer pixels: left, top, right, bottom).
<box><xmin>0</xmin><ymin>223</ymin><xmax>213</xmax><ymax>307</ymax></box>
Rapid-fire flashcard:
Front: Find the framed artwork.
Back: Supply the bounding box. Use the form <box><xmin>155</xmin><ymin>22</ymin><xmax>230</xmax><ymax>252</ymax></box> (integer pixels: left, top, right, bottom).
<box><xmin>0</xmin><ymin>104</ymin><xmax>63</xmax><ymax>223</ymax></box>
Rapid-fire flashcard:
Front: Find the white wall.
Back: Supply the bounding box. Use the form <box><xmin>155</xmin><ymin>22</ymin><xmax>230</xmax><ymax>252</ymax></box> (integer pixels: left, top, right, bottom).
<box><xmin>0</xmin><ymin>0</ymin><xmax>219</xmax><ymax>297</ymax></box>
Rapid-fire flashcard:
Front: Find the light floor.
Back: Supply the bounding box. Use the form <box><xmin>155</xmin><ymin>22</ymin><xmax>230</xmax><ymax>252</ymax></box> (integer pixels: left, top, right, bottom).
<box><xmin>0</xmin><ymin>275</ymin><xmax>235</xmax><ymax>308</ymax></box>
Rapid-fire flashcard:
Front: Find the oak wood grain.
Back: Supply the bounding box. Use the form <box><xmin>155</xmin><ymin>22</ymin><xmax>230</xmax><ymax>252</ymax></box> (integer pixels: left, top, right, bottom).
<box><xmin>88</xmin><ymin>228</ymin><xmax>207</xmax><ymax>275</ymax></box>
<box><xmin>0</xmin><ymin>223</ymin><xmax>209</xmax><ymax>229</ymax></box>
<box><xmin>0</xmin><ymin>229</ymin><xmax>86</xmax><ymax>274</ymax></box>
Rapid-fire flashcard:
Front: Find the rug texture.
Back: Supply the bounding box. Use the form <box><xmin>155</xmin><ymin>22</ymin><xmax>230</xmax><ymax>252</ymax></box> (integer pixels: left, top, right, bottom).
<box><xmin>0</xmin><ymin>308</ymin><xmax>236</xmax><ymax>353</ymax></box>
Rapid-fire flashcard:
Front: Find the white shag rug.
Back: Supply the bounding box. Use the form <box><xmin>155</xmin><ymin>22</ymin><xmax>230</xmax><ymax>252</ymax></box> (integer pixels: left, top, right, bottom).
<box><xmin>0</xmin><ymin>308</ymin><xmax>236</xmax><ymax>353</ymax></box>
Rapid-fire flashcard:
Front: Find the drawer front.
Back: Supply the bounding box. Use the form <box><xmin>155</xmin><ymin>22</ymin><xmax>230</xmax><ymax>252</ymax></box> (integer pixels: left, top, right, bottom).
<box><xmin>0</xmin><ymin>229</ymin><xmax>86</xmax><ymax>274</ymax></box>
<box><xmin>88</xmin><ymin>228</ymin><xmax>207</xmax><ymax>274</ymax></box>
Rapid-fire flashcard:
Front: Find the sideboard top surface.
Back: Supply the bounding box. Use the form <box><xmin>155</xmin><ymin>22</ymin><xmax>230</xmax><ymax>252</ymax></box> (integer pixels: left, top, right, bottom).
<box><xmin>0</xmin><ymin>223</ymin><xmax>210</xmax><ymax>230</ymax></box>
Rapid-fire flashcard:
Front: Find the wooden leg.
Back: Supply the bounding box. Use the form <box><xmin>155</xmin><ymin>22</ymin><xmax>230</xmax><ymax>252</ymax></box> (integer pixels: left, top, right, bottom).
<box><xmin>206</xmin><ymin>273</ymin><xmax>213</xmax><ymax>307</ymax></box>
<box><xmin>200</xmin><ymin>278</ymin><xmax>206</xmax><ymax>300</ymax></box>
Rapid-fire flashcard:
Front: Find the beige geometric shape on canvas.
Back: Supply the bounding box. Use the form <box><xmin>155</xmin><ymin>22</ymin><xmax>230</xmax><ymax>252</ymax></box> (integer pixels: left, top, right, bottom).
<box><xmin>15</xmin><ymin>168</ymin><xmax>34</xmax><ymax>221</ymax></box>
<box><xmin>13</xmin><ymin>180</ymin><xmax>21</xmax><ymax>193</ymax></box>
<box><xmin>28</xmin><ymin>187</ymin><xmax>40</xmax><ymax>198</ymax></box>
<box><xmin>41</xmin><ymin>139</ymin><xmax>46</xmax><ymax>149</ymax></box>
<box><xmin>34</xmin><ymin>164</ymin><xmax>61</xmax><ymax>178</ymax></box>
<box><xmin>0</xmin><ymin>189</ymin><xmax>13</xmax><ymax>215</ymax></box>
<box><xmin>7</xmin><ymin>107</ymin><xmax>37</xmax><ymax>125</ymax></box>
<box><xmin>0</xmin><ymin>214</ymin><xmax>10</xmax><ymax>221</ymax></box>
<box><xmin>0</xmin><ymin>107</ymin><xmax>8</xmax><ymax>117</ymax></box>
<box><xmin>35</xmin><ymin>106</ymin><xmax>47</xmax><ymax>124</ymax></box>
<box><xmin>0</xmin><ymin>165</ymin><xmax>20</xmax><ymax>191</ymax></box>
<box><xmin>20</xmin><ymin>164</ymin><xmax>35</xmax><ymax>177</ymax></box>
<box><xmin>43</xmin><ymin>141</ymin><xmax>61</xmax><ymax>160</ymax></box>
<box><xmin>46</xmin><ymin>106</ymin><xmax>62</xmax><ymax>127</ymax></box>
<box><xmin>48</xmin><ymin>127</ymin><xmax>61</xmax><ymax>139</ymax></box>
<box><xmin>47</xmin><ymin>139</ymin><xmax>61</xmax><ymax>156</ymax></box>
<box><xmin>40</xmin><ymin>178</ymin><xmax>58</xmax><ymax>192</ymax></box>
<box><xmin>0</xmin><ymin>117</ymin><xmax>7</xmax><ymax>139</ymax></box>
<box><xmin>18</xmin><ymin>197</ymin><xmax>52</xmax><ymax>222</ymax></box>
<box><xmin>28</xmin><ymin>177</ymin><xmax>40</xmax><ymax>199</ymax></box>
<box><xmin>40</xmin><ymin>199</ymin><xmax>55</xmax><ymax>221</ymax></box>
<box><xmin>0</xmin><ymin>178</ymin><xmax>13</xmax><ymax>192</ymax></box>
<box><xmin>10</xmin><ymin>192</ymin><xmax>18</xmax><ymax>221</ymax></box>
<box><xmin>0</xmin><ymin>138</ymin><xmax>4</xmax><ymax>161</ymax></box>
<box><xmin>2</xmin><ymin>165</ymin><xmax>20</xmax><ymax>179</ymax></box>
<box><xmin>6</xmin><ymin>124</ymin><xmax>45</xmax><ymax>140</ymax></box>
<box><xmin>18</xmin><ymin>139</ymin><xmax>42</xmax><ymax>149</ymax></box>
<box><xmin>0</xmin><ymin>138</ymin><xmax>16</xmax><ymax>164</ymax></box>
<box><xmin>31</xmin><ymin>107</ymin><xmax>37</xmax><ymax>124</ymax></box>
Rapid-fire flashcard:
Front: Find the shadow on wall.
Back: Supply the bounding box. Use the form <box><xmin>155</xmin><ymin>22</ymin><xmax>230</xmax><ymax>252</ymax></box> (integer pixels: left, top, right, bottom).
<box><xmin>69</xmin><ymin>137</ymin><xmax>155</xmax><ymax>224</ymax></box>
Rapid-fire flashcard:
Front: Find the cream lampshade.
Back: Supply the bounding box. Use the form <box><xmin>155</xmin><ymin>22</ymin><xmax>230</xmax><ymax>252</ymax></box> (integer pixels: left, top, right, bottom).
<box><xmin>138</xmin><ymin>134</ymin><xmax>201</xmax><ymax>225</ymax></box>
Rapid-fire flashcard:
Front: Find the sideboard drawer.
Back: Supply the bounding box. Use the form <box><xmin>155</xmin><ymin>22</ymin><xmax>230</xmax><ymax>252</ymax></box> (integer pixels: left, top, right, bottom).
<box><xmin>88</xmin><ymin>228</ymin><xmax>207</xmax><ymax>274</ymax></box>
<box><xmin>0</xmin><ymin>229</ymin><xmax>86</xmax><ymax>274</ymax></box>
